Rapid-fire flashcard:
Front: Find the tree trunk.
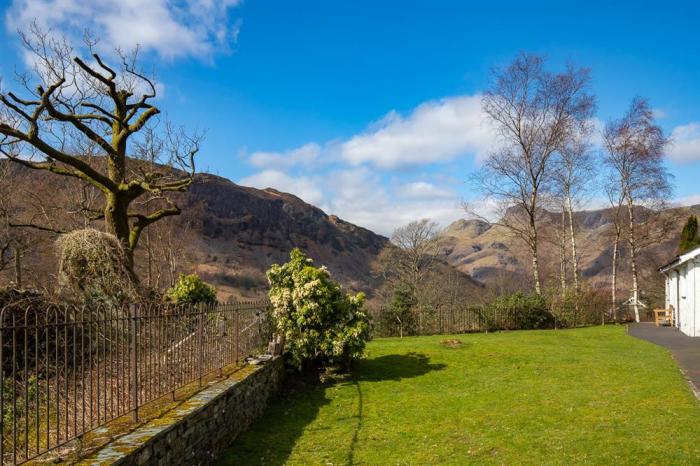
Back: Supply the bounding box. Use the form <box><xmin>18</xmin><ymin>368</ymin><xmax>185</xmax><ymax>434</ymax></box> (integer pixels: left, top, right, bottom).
<box><xmin>146</xmin><ymin>231</ymin><xmax>153</xmax><ymax>288</ymax></box>
<box><xmin>529</xmin><ymin>214</ymin><xmax>542</xmax><ymax>295</ymax></box>
<box><xmin>418</xmin><ymin>308</ymin><xmax>423</xmax><ymax>335</ymax></box>
<box><xmin>626</xmin><ymin>199</ymin><xmax>640</xmax><ymax>323</ymax></box>
<box><xmin>104</xmin><ymin>192</ymin><xmax>137</xmax><ymax>279</ymax></box>
<box><xmin>611</xmin><ymin>224</ymin><xmax>620</xmax><ymax>322</ymax></box>
<box><xmin>531</xmin><ymin>246</ymin><xmax>542</xmax><ymax>295</ymax></box>
<box><xmin>168</xmin><ymin>249</ymin><xmax>177</xmax><ymax>288</ymax></box>
<box><xmin>566</xmin><ymin>196</ymin><xmax>580</xmax><ymax>293</ymax></box>
<box><xmin>13</xmin><ymin>247</ymin><xmax>21</xmax><ymax>289</ymax></box>
<box><xmin>559</xmin><ymin>207</ymin><xmax>567</xmax><ymax>297</ymax></box>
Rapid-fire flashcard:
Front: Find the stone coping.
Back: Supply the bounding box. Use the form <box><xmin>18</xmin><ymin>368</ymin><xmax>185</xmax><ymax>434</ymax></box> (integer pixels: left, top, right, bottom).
<box><xmin>76</xmin><ymin>356</ymin><xmax>281</xmax><ymax>465</ymax></box>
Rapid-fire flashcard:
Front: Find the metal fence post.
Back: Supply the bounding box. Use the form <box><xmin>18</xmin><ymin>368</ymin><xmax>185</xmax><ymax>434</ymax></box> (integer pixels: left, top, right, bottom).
<box><xmin>217</xmin><ymin>304</ymin><xmax>223</xmax><ymax>379</ymax></box>
<box><xmin>197</xmin><ymin>304</ymin><xmax>204</xmax><ymax>387</ymax></box>
<box><xmin>129</xmin><ymin>303</ymin><xmax>139</xmax><ymax>422</ymax></box>
<box><xmin>234</xmin><ymin>306</ymin><xmax>240</xmax><ymax>364</ymax></box>
<box><xmin>0</xmin><ymin>309</ymin><xmax>4</xmax><ymax>463</ymax></box>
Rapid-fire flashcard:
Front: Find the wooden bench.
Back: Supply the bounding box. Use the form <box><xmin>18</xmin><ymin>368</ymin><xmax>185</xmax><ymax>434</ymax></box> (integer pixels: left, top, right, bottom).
<box><xmin>653</xmin><ymin>307</ymin><xmax>674</xmax><ymax>327</ymax></box>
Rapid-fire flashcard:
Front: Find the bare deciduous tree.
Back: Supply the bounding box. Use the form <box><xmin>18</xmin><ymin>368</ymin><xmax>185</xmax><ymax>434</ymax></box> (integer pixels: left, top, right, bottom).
<box><xmin>0</xmin><ymin>161</ymin><xmax>36</xmax><ymax>287</ymax></box>
<box><xmin>555</xmin><ymin>206</ymin><xmax>568</xmax><ymax>296</ymax></box>
<box><xmin>471</xmin><ymin>53</ymin><xmax>595</xmax><ymax>295</ymax></box>
<box><xmin>375</xmin><ymin>219</ymin><xmax>442</xmax><ymax>333</ymax></box>
<box><xmin>603</xmin><ymin>98</ymin><xmax>672</xmax><ymax>322</ymax></box>
<box><xmin>604</xmin><ymin>176</ymin><xmax>626</xmax><ymax>321</ymax></box>
<box><xmin>388</xmin><ymin>219</ymin><xmax>442</xmax><ymax>292</ymax></box>
<box><xmin>549</xmin><ymin>131</ymin><xmax>596</xmax><ymax>302</ymax></box>
<box><xmin>373</xmin><ymin>219</ymin><xmax>484</xmax><ymax>337</ymax></box>
<box><xmin>0</xmin><ymin>161</ymin><xmax>13</xmax><ymax>275</ymax></box>
<box><xmin>139</xmin><ymin>215</ymin><xmax>197</xmax><ymax>290</ymax></box>
<box><xmin>0</xmin><ymin>25</ymin><xmax>203</xmax><ymax>279</ymax></box>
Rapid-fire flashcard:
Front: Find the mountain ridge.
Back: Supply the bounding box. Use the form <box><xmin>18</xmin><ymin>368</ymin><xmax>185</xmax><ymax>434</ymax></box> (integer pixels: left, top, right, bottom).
<box><xmin>0</xmin><ymin>162</ymin><xmax>389</xmax><ymax>300</ymax></box>
<box><xmin>1</xmin><ymin>159</ymin><xmax>693</xmax><ymax>304</ymax></box>
<box><xmin>440</xmin><ymin>203</ymin><xmax>698</xmax><ymax>300</ymax></box>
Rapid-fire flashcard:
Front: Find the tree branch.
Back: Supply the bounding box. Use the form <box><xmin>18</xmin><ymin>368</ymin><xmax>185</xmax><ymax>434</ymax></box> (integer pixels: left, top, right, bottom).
<box><xmin>0</xmin><ymin>123</ymin><xmax>115</xmax><ymax>190</ymax></box>
<box><xmin>8</xmin><ymin>221</ymin><xmax>66</xmax><ymax>234</ymax></box>
<box><xmin>42</xmin><ymin>91</ymin><xmax>117</xmax><ymax>157</ymax></box>
<box><xmin>74</xmin><ymin>56</ymin><xmax>116</xmax><ymax>94</ymax></box>
<box><xmin>128</xmin><ymin>203</ymin><xmax>181</xmax><ymax>250</ymax></box>
<box><xmin>128</xmin><ymin>106</ymin><xmax>160</xmax><ymax>133</ymax></box>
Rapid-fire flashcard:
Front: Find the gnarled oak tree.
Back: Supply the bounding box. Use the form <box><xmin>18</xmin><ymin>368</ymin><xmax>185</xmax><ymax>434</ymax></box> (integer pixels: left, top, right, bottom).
<box><xmin>0</xmin><ymin>25</ymin><xmax>202</xmax><ymax>277</ymax></box>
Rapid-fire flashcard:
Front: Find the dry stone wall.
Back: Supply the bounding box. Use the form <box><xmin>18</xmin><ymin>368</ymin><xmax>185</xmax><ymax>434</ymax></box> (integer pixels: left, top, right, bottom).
<box><xmin>83</xmin><ymin>357</ymin><xmax>285</xmax><ymax>466</ymax></box>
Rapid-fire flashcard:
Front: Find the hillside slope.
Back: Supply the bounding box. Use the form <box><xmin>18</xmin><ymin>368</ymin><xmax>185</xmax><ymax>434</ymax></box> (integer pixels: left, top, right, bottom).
<box><xmin>2</xmin><ymin>160</ymin><xmax>691</xmax><ymax>304</ymax></box>
<box><xmin>441</xmin><ymin>204</ymin><xmax>699</xmax><ymax>300</ymax></box>
<box><xmin>179</xmin><ymin>173</ymin><xmax>390</xmax><ymax>297</ymax></box>
<box><xmin>0</xmin><ymin>162</ymin><xmax>390</xmax><ymax>299</ymax></box>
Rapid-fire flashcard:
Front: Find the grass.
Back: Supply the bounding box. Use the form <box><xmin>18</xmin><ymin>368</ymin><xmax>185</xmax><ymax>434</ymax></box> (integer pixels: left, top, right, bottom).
<box><xmin>217</xmin><ymin>326</ymin><xmax>700</xmax><ymax>465</ymax></box>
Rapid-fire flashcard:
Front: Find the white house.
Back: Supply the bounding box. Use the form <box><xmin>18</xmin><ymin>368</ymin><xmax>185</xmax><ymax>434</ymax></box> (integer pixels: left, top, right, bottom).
<box><xmin>660</xmin><ymin>246</ymin><xmax>700</xmax><ymax>337</ymax></box>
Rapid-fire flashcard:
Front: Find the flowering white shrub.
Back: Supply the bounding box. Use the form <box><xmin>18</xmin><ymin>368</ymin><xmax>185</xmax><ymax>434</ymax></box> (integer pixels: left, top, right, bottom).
<box><xmin>267</xmin><ymin>249</ymin><xmax>370</xmax><ymax>369</ymax></box>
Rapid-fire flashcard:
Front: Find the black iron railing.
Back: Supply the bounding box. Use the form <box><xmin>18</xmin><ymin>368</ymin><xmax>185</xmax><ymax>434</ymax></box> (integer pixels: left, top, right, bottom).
<box><xmin>0</xmin><ymin>300</ymin><xmax>271</xmax><ymax>464</ymax></box>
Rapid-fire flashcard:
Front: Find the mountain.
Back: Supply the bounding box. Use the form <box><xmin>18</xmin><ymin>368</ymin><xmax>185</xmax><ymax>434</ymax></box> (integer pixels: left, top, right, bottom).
<box><xmin>440</xmin><ymin>204</ymin><xmax>700</xmax><ymax>302</ymax></box>
<box><xmin>177</xmin><ymin>173</ymin><xmax>390</xmax><ymax>298</ymax></box>
<box><xmin>0</xmin><ymin>162</ymin><xmax>389</xmax><ymax>300</ymax></box>
<box><xmin>2</xmin><ymin>159</ymin><xmax>692</xmax><ymax>305</ymax></box>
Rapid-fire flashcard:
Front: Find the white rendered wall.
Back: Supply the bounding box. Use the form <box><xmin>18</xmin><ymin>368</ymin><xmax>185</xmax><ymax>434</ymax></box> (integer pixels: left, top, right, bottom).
<box><xmin>693</xmin><ymin>261</ymin><xmax>699</xmax><ymax>336</ymax></box>
<box><xmin>669</xmin><ymin>272</ymin><xmax>678</xmax><ymax>329</ymax></box>
<box><xmin>679</xmin><ymin>266</ymin><xmax>690</xmax><ymax>335</ymax></box>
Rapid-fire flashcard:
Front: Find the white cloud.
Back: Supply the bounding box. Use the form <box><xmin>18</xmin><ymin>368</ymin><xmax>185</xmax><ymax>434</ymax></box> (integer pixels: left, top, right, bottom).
<box><xmin>238</xmin><ymin>94</ymin><xmax>498</xmax><ymax>234</ymax></box>
<box><xmin>588</xmin><ymin>117</ymin><xmax>605</xmax><ymax>148</ymax></box>
<box><xmin>238</xmin><ymin>98</ymin><xmax>700</xmax><ymax>235</ymax></box>
<box><xmin>239</xmin><ymin>170</ymin><xmax>325</xmax><ymax>206</ymax></box>
<box><xmin>340</xmin><ymin>95</ymin><xmax>494</xmax><ymax>169</ymax></box>
<box><xmin>248</xmin><ymin>143</ymin><xmax>323</xmax><ymax>169</ymax></box>
<box><xmin>244</xmin><ymin>94</ymin><xmax>495</xmax><ymax>172</ymax></box>
<box><xmin>652</xmin><ymin>108</ymin><xmax>668</xmax><ymax>119</ymax></box>
<box><xmin>342</xmin><ymin>199</ymin><xmax>463</xmax><ymax>237</ymax></box>
<box><xmin>668</xmin><ymin>122</ymin><xmax>700</xmax><ymax>163</ymax></box>
<box><xmin>239</xmin><ymin>166</ymin><xmax>465</xmax><ymax>236</ymax></box>
<box><xmin>323</xmin><ymin>168</ymin><xmax>464</xmax><ymax>235</ymax></box>
<box><xmin>398</xmin><ymin>181</ymin><xmax>453</xmax><ymax>199</ymax></box>
<box><xmin>238</xmin><ymin>94</ymin><xmax>700</xmax><ymax>235</ymax></box>
<box><xmin>674</xmin><ymin>194</ymin><xmax>700</xmax><ymax>207</ymax></box>
<box><xmin>6</xmin><ymin>0</ymin><xmax>242</xmax><ymax>60</ymax></box>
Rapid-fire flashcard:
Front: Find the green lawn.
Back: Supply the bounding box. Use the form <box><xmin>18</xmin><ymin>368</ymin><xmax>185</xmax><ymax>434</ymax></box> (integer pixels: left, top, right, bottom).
<box><xmin>218</xmin><ymin>326</ymin><xmax>700</xmax><ymax>465</ymax></box>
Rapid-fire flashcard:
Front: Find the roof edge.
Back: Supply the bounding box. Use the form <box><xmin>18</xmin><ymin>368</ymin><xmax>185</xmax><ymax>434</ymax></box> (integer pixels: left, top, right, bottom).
<box><xmin>659</xmin><ymin>244</ymin><xmax>700</xmax><ymax>273</ymax></box>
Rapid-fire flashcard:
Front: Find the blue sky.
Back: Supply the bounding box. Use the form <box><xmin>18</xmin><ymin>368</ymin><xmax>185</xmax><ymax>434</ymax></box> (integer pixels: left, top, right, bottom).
<box><xmin>1</xmin><ymin>0</ymin><xmax>700</xmax><ymax>234</ymax></box>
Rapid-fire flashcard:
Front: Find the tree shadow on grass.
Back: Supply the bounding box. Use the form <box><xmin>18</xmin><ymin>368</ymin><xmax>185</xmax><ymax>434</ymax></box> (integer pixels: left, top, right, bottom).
<box><xmin>216</xmin><ymin>371</ymin><xmax>332</xmax><ymax>466</ymax></box>
<box><xmin>216</xmin><ymin>352</ymin><xmax>444</xmax><ymax>466</ymax></box>
<box><xmin>346</xmin><ymin>353</ymin><xmax>445</xmax><ymax>465</ymax></box>
<box><xmin>353</xmin><ymin>352</ymin><xmax>447</xmax><ymax>382</ymax></box>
